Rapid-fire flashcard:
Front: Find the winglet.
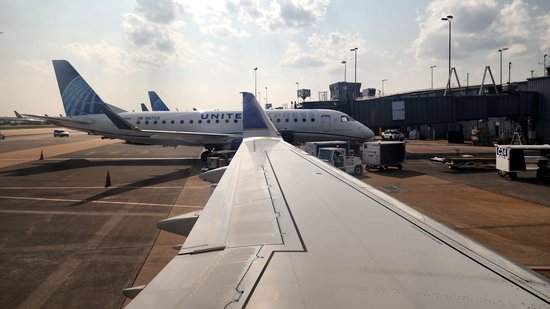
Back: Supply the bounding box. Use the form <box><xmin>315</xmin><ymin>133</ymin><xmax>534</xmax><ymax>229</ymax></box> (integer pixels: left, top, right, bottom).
<box><xmin>242</xmin><ymin>92</ymin><xmax>280</xmax><ymax>139</ymax></box>
<box><xmin>148</xmin><ymin>91</ymin><xmax>170</xmax><ymax>111</ymax></box>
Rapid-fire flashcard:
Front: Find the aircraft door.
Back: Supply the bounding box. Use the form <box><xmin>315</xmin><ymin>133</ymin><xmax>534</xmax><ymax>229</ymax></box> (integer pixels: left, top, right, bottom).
<box><xmin>321</xmin><ymin>115</ymin><xmax>331</xmax><ymax>132</ymax></box>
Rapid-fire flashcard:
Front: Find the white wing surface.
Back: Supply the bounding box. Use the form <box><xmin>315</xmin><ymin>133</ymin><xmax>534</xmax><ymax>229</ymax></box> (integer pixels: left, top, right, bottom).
<box><xmin>127</xmin><ymin>92</ymin><xmax>550</xmax><ymax>308</ymax></box>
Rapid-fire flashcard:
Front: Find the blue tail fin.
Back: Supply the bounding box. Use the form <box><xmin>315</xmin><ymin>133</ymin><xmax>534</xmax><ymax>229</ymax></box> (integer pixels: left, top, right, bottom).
<box><xmin>242</xmin><ymin>92</ymin><xmax>280</xmax><ymax>139</ymax></box>
<box><xmin>140</xmin><ymin>103</ymin><xmax>149</xmax><ymax>111</ymax></box>
<box><xmin>148</xmin><ymin>91</ymin><xmax>170</xmax><ymax>111</ymax></box>
<box><xmin>52</xmin><ymin>60</ymin><xmax>125</xmax><ymax>116</ymax></box>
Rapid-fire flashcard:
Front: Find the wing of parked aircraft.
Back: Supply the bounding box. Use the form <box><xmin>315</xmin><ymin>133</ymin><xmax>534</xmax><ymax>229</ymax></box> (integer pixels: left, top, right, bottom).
<box><xmin>125</xmin><ymin>92</ymin><xmax>550</xmax><ymax>308</ymax></box>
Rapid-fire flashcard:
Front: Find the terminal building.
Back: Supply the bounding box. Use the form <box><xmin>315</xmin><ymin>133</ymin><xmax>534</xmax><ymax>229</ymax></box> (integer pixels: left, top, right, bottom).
<box><xmin>301</xmin><ymin>70</ymin><xmax>550</xmax><ymax>144</ymax></box>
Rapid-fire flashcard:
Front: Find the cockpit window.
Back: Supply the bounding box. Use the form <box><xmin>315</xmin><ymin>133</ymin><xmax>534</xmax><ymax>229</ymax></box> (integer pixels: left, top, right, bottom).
<box><xmin>341</xmin><ymin>116</ymin><xmax>350</xmax><ymax>122</ymax></box>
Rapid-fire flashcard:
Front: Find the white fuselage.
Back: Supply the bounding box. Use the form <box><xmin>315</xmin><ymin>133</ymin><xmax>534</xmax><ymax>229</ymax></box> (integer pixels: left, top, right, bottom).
<box><xmin>61</xmin><ymin>109</ymin><xmax>374</xmax><ymax>148</ymax></box>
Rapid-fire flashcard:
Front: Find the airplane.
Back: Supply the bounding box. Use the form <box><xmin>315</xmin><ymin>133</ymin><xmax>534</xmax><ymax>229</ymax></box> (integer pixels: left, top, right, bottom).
<box><xmin>140</xmin><ymin>103</ymin><xmax>149</xmax><ymax>112</ymax></box>
<box><xmin>148</xmin><ymin>91</ymin><xmax>170</xmax><ymax>111</ymax></box>
<box><xmin>0</xmin><ymin>111</ymin><xmax>44</xmax><ymax>126</ymax></box>
<box><xmin>23</xmin><ymin>60</ymin><xmax>374</xmax><ymax>161</ymax></box>
<box><xmin>123</xmin><ymin>92</ymin><xmax>550</xmax><ymax>308</ymax></box>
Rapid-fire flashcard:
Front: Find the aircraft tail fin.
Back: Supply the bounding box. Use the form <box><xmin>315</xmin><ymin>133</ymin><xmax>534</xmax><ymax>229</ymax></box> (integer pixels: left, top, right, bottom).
<box><xmin>14</xmin><ymin>111</ymin><xmax>22</xmax><ymax>118</ymax></box>
<box><xmin>148</xmin><ymin>91</ymin><xmax>170</xmax><ymax>111</ymax></box>
<box><xmin>242</xmin><ymin>92</ymin><xmax>280</xmax><ymax>139</ymax></box>
<box><xmin>52</xmin><ymin>60</ymin><xmax>126</xmax><ymax>117</ymax></box>
<box><xmin>140</xmin><ymin>103</ymin><xmax>149</xmax><ymax>112</ymax></box>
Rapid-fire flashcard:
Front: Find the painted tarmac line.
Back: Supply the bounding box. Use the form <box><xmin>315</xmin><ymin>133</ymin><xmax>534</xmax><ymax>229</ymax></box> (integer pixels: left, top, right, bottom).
<box><xmin>0</xmin><ymin>209</ymin><xmax>166</xmax><ymax>217</ymax></box>
<box><xmin>0</xmin><ymin>195</ymin><xmax>204</xmax><ymax>209</ymax></box>
<box><xmin>0</xmin><ymin>186</ymin><xmax>185</xmax><ymax>189</ymax></box>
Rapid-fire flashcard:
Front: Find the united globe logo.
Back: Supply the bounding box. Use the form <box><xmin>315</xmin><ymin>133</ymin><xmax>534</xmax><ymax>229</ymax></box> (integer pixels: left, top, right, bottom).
<box><xmin>62</xmin><ymin>76</ymin><xmax>104</xmax><ymax>116</ymax></box>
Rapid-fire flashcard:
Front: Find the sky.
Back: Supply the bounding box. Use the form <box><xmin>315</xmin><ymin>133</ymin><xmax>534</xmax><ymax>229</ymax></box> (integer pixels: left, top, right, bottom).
<box><xmin>1</xmin><ymin>0</ymin><xmax>550</xmax><ymax>116</ymax></box>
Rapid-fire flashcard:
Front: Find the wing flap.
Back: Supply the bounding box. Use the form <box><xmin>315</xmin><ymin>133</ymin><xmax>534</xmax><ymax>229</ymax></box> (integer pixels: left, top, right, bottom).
<box><xmin>179</xmin><ymin>139</ymin><xmax>283</xmax><ymax>254</ymax></box>
<box><xmin>129</xmin><ymin>246</ymin><xmax>261</xmax><ymax>308</ymax></box>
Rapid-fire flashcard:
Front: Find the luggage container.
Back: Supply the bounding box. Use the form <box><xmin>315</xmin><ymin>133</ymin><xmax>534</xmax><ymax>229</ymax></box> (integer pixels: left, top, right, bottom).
<box><xmin>362</xmin><ymin>141</ymin><xmax>406</xmax><ymax>171</ymax></box>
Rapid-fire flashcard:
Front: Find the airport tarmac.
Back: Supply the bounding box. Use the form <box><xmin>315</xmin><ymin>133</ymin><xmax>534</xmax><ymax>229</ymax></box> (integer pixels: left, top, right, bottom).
<box><xmin>0</xmin><ymin>129</ymin><xmax>548</xmax><ymax>308</ymax></box>
<box><xmin>0</xmin><ymin>128</ymin><xmax>207</xmax><ymax>308</ymax></box>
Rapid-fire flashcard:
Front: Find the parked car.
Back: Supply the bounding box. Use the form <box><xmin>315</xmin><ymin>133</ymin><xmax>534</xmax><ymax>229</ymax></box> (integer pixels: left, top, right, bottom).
<box><xmin>53</xmin><ymin>129</ymin><xmax>70</xmax><ymax>137</ymax></box>
<box><xmin>381</xmin><ymin>129</ymin><xmax>404</xmax><ymax>141</ymax></box>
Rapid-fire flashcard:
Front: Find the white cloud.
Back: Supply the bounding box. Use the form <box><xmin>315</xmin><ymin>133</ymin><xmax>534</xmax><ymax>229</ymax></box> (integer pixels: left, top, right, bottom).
<box><xmin>199</xmin><ymin>22</ymin><xmax>249</xmax><ymax>38</ymax></box>
<box><xmin>135</xmin><ymin>0</ymin><xmax>176</xmax><ymax>24</ymax></box>
<box><xmin>122</xmin><ymin>1</ymin><xmax>194</xmax><ymax>65</ymax></box>
<box><xmin>63</xmin><ymin>41</ymin><xmax>138</xmax><ymax>74</ymax></box>
<box><xmin>412</xmin><ymin>0</ymin><xmax>549</xmax><ymax>62</ymax></box>
<box><xmin>280</xmin><ymin>32</ymin><xmax>365</xmax><ymax>70</ymax></box>
<box><xmin>259</xmin><ymin>0</ymin><xmax>330</xmax><ymax>31</ymax></box>
<box><xmin>15</xmin><ymin>59</ymin><xmax>50</xmax><ymax>73</ymax></box>
<box><xmin>188</xmin><ymin>0</ymin><xmax>330</xmax><ymax>37</ymax></box>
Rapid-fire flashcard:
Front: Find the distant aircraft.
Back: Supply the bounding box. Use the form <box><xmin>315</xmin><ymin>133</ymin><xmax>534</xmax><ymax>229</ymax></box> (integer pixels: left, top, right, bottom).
<box><xmin>148</xmin><ymin>91</ymin><xmax>170</xmax><ymax>111</ymax></box>
<box><xmin>140</xmin><ymin>103</ymin><xmax>149</xmax><ymax>112</ymax></box>
<box><xmin>124</xmin><ymin>92</ymin><xmax>550</xmax><ymax>308</ymax></box>
<box><xmin>0</xmin><ymin>111</ymin><xmax>44</xmax><ymax>126</ymax></box>
<box><xmin>23</xmin><ymin>60</ymin><xmax>374</xmax><ymax>161</ymax></box>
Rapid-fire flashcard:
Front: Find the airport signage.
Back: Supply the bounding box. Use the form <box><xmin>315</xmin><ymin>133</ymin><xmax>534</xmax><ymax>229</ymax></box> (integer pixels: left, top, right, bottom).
<box><xmin>496</xmin><ymin>146</ymin><xmax>509</xmax><ymax>158</ymax></box>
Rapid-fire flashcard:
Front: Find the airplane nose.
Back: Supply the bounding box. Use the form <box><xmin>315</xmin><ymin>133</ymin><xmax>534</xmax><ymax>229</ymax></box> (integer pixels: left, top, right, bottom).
<box><xmin>361</xmin><ymin>125</ymin><xmax>375</xmax><ymax>141</ymax></box>
<box><xmin>366</xmin><ymin>128</ymin><xmax>375</xmax><ymax>140</ymax></box>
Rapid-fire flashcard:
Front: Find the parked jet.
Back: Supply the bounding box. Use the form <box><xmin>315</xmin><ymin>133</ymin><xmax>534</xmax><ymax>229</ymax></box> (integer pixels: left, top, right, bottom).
<box><xmin>140</xmin><ymin>103</ymin><xmax>149</xmax><ymax>112</ymax></box>
<box><xmin>0</xmin><ymin>111</ymin><xmax>44</xmax><ymax>126</ymax></box>
<box><xmin>24</xmin><ymin>60</ymin><xmax>374</xmax><ymax>160</ymax></box>
<box><xmin>124</xmin><ymin>92</ymin><xmax>550</xmax><ymax>308</ymax></box>
<box><xmin>148</xmin><ymin>91</ymin><xmax>170</xmax><ymax>111</ymax></box>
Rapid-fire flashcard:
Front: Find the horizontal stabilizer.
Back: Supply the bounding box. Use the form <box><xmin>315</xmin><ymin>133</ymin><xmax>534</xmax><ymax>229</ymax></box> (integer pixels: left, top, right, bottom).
<box><xmin>199</xmin><ymin>166</ymin><xmax>227</xmax><ymax>183</ymax></box>
<box><xmin>99</xmin><ymin>104</ymin><xmax>138</xmax><ymax>131</ymax></box>
<box><xmin>123</xmin><ymin>284</ymin><xmax>146</xmax><ymax>299</ymax></box>
<box><xmin>157</xmin><ymin>211</ymin><xmax>200</xmax><ymax>237</ymax></box>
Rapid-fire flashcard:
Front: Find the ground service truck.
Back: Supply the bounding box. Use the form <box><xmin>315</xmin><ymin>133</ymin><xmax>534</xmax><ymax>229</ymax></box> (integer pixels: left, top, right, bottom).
<box><xmin>304</xmin><ymin>141</ymin><xmax>363</xmax><ymax>176</ymax></box>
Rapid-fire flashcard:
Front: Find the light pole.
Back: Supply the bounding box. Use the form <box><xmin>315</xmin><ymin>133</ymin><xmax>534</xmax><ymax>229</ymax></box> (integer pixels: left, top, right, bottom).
<box><xmin>441</xmin><ymin>15</ymin><xmax>453</xmax><ymax>79</ymax></box>
<box><xmin>498</xmin><ymin>47</ymin><xmax>508</xmax><ymax>85</ymax></box>
<box><xmin>350</xmin><ymin>47</ymin><xmax>358</xmax><ymax>97</ymax></box>
<box><xmin>381</xmin><ymin>79</ymin><xmax>387</xmax><ymax>96</ymax></box>
<box><xmin>253</xmin><ymin>67</ymin><xmax>258</xmax><ymax>98</ymax></box>
<box><xmin>544</xmin><ymin>54</ymin><xmax>548</xmax><ymax>76</ymax></box>
<box><xmin>341</xmin><ymin>60</ymin><xmax>347</xmax><ymax>82</ymax></box>
<box><xmin>430</xmin><ymin>65</ymin><xmax>437</xmax><ymax>89</ymax></box>
<box><xmin>296</xmin><ymin>82</ymin><xmax>299</xmax><ymax>104</ymax></box>
<box><xmin>508</xmin><ymin>61</ymin><xmax>512</xmax><ymax>84</ymax></box>
<box><xmin>265</xmin><ymin>86</ymin><xmax>268</xmax><ymax>105</ymax></box>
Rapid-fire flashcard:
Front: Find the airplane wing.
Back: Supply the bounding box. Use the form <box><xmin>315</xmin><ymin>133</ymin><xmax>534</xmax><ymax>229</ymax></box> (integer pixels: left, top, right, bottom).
<box><xmin>21</xmin><ymin>113</ymin><xmax>91</xmax><ymax>126</ymax></box>
<box><xmin>126</xmin><ymin>92</ymin><xmax>550</xmax><ymax>308</ymax></box>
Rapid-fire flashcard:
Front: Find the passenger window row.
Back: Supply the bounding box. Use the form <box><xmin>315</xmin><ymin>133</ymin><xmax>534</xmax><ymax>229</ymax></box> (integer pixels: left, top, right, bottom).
<box><xmin>135</xmin><ymin>117</ymin><xmax>317</xmax><ymax>125</ymax></box>
<box><xmin>270</xmin><ymin>118</ymin><xmax>316</xmax><ymax>123</ymax></box>
<box><xmin>136</xmin><ymin>119</ymin><xmax>240</xmax><ymax>125</ymax></box>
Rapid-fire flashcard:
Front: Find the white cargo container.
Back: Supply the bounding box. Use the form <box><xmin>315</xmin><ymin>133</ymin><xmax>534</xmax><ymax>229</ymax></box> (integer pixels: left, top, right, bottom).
<box><xmin>362</xmin><ymin>141</ymin><xmax>406</xmax><ymax>171</ymax></box>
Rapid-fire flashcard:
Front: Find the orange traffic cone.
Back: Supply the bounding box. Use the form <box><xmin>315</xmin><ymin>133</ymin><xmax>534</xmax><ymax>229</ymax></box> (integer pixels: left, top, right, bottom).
<box><xmin>39</xmin><ymin>150</ymin><xmax>44</xmax><ymax>160</ymax></box>
<box><xmin>105</xmin><ymin>170</ymin><xmax>112</xmax><ymax>188</ymax></box>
